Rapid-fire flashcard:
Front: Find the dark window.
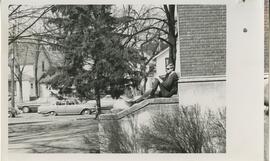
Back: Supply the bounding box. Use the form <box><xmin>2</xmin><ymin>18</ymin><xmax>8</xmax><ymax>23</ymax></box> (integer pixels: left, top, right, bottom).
<box><xmin>30</xmin><ymin>83</ymin><xmax>33</xmax><ymax>89</ymax></box>
<box><xmin>61</xmin><ymin>101</ymin><xmax>66</xmax><ymax>105</ymax></box>
<box><xmin>68</xmin><ymin>101</ymin><xmax>75</xmax><ymax>105</ymax></box>
<box><xmin>56</xmin><ymin>101</ymin><xmax>66</xmax><ymax>105</ymax></box>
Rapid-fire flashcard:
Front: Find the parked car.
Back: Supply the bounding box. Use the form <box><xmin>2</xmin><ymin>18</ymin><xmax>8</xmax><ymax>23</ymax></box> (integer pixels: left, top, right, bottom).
<box><xmin>87</xmin><ymin>95</ymin><xmax>125</xmax><ymax>108</ymax></box>
<box><xmin>8</xmin><ymin>107</ymin><xmax>21</xmax><ymax>118</ymax></box>
<box><xmin>38</xmin><ymin>99</ymin><xmax>96</xmax><ymax>116</ymax></box>
<box><xmin>17</xmin><ymin>97</ymin><xmax>58</xmax><ymax>113</ymax></box>
<box><xmin>87</xmin><ymin>95</ymin><xmax>132</xmax><ymax>113</ymax></box>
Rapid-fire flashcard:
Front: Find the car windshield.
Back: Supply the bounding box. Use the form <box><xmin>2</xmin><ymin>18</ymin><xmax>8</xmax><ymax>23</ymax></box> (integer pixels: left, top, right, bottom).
<box><xmin>56</xmin><ymin>100</ymin><xmax>65</xmax><ymax>105</ymax></box>
<box><xmin>102</xmin><ymin>95</ymin><xmax>112</xmax><ymax>99</ymax></box>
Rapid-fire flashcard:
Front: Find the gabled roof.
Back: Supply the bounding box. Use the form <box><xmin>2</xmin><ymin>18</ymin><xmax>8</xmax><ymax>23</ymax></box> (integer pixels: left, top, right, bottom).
<box><xmin>41</xmin><ymin>46</ymin><xmax>65</xmax><ymax>67</ymax></box>
<box><xmin>8</xmin><ymin>73</ymin><xmax>34</xmax><ymax>81</ymax></box>
<box><xmin>15</xmin><ymin>49</ymin><xmax>35</xmax><ymax>65</ymax></box>
<box><xmin>13</xmin><ymin>43</ymin><xmax>64</xmax><ymax>67</ymax></box>
<box><xmin>152</xmin><ymin>47</ymin><xmax>169</xmax><ymax>60</ymax></box>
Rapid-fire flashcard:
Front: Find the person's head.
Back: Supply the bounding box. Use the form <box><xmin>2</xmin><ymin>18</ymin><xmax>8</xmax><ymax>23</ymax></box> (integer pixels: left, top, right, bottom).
<box><xmin>166</xmin><ymin>63</ymin><xmax>175</xmax><ymax>74</ymax></box>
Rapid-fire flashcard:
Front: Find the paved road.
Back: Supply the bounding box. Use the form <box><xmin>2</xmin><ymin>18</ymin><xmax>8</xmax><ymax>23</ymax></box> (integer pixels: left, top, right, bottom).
<box><xmin>8</xmin><ymin>113</ymin><xmax>99</xmax><ymax>153</ymax></box>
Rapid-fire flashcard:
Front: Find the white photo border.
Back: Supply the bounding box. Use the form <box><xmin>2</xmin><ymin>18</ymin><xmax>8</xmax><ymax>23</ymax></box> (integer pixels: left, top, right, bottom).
<box><xmin>1</xmin><ymin>0</ymin><xmax>265</xmax><ymax>161</ymax></box>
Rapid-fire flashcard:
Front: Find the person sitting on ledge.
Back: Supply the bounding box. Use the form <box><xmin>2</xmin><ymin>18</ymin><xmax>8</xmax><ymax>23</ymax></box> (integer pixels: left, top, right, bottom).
<box><xmin>127</xmin><ymin>63</ymin><xmax>178</xmax><ymax>105</ymax></box>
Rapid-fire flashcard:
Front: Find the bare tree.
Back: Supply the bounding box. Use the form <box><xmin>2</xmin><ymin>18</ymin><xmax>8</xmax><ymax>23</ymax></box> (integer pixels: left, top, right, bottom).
<box><xmin>114</xmin><ymin>5</ymin><xmax>177</xmax><ymax>92</ymax></box>
<box><xmin>9</xmin><ymin>5</ymin><xmax>61</xmax><ymax>100</ymax></box>
<box><xmin>13</xmin><ymin>45</ymin><xmax>30</xmax><ymax>102</ymax></box>
<box><xmin>117</xmin><ymin>5</ymin><xmax>177</xmax><ymax>65</ymax></box>
<box><xmin>8</xmin><ymin>5</ymin><xmax>54</xmax><ymax>45</ymax></box>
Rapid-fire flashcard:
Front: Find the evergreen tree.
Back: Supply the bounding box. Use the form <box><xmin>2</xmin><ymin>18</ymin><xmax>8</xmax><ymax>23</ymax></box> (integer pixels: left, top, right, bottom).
<box><xmin>47</xmin><ymin>5</ymin><xmax>141</xmax><ymax>112</ymax></box>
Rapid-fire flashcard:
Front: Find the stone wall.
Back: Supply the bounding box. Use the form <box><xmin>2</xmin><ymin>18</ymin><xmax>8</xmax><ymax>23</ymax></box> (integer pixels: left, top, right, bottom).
<box><xmin>98</xmin><ymin>97</ymin><xmax>179</xmax><ymax>153</ymax></box>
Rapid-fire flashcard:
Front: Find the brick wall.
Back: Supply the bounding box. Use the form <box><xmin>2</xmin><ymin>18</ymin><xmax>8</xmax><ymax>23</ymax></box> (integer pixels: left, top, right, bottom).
<box><xmin>265</xmin><ymin>0</ymin><xmax>269</xmax><ymax>73</ymax></box>
<box><xmin>177</xmin><ymin>5</ymin><xmax>226</xmax><ymax>77</ymax></box>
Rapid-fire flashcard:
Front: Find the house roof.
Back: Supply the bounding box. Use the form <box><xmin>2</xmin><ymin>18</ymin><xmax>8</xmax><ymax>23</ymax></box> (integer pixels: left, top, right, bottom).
<box><xmin>41</xmin><ymin>46</ymin><xmax>65</xmax><ymax>67</ymax></box>
<box><xmin>8</xmin><ymin>73</ymin><xmax>34</xmax><ymax>81</ymax></box>
<box><xmin>39</xmin><ymin>73</ymin><xmax>57</xmax><ymax>83</ymax></box>
<box><xmin>152</xmin><ymin>47</ymin><xmax>169</xmax><ymax>60</ymax></box>
<box><xmin>15</xmin><ymin>50</ymin><xmax>35</xmax><ymax>65</ymax></box>
<box><xmin>13</xmin><ymin>43</ymin><xmax>64</xmax><ymax>67</ymax></box>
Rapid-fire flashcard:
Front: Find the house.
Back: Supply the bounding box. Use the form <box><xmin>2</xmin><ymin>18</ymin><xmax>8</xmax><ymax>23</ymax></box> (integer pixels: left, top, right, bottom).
<box><xmin>8</xmin><ymin>45</ymin><xmax>63</xmax><ymax>102</ymax></box>
<box><xmin>152</xmin><ymin>47</ymin><xmax>170</xmax><ymax>77</ymax></box>
<box><xmin>8</xmin><ymin>73</ymin><xmax>34</xmax><ymax>102</ymax></box>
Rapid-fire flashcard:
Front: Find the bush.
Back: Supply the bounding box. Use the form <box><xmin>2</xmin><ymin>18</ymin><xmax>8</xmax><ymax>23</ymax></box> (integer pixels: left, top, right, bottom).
<box><xmin>102</xmin><ymin>105</ymin><xmax>226</xmax><ymax>153</ymax></box>
<box><xmin>101</xmin><ymin>119</ymin><xmax>141</xmax><ymax>153</ymax></box>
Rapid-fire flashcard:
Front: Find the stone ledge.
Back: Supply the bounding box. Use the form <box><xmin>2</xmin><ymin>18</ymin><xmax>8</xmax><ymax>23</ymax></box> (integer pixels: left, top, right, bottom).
<box><xmin>99</xmin><ymin>96</ymin><xmax>179</xmax><ymax>120</ymax></box>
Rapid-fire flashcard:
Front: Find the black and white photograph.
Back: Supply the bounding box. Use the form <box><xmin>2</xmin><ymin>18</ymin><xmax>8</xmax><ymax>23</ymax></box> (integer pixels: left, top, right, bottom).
<box><xmin>1</xmin><ymin>0</ymin><xmax>268</xmax><ymax>160</ymax></box>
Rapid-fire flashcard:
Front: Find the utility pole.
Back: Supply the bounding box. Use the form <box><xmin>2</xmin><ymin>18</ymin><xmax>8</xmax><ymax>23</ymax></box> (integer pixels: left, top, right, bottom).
<box><xmin>34</xmin><ymin>36</ymin><xmax>41</xmax><ymax>98</ymax></box>
<box><xmin>11</xmin><ymin>24</ymin><xmax>16</xmax><ymax>109</ymax></box>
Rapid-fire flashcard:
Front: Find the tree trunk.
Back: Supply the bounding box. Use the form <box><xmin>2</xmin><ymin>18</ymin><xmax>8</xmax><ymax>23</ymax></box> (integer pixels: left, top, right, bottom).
<box><xmin>168</xmin><ymin>5</ymin><xmax>176</xmax><ymax>65</ymax></box>
<box><xmin>164</xmin><ymin>5</ymin><xmax>177</xmax><ymax>65</ymax></box>
<box><xmin>95</xmin><ymin>86</ymin><xmax>101</xmax><ymax>119</ymax></box>
<box><xmin>10</xmin><ymin>27</ymin><xmax>16</xmax><ymax>108</ymax></box>
<box><xmin>10</xmin><ymin>58</ymin><xmax>15</xmax><ymax>108</ymax></box>
<box><xmin>15</xmin><ymin>64</ymin><xmax>24</xmax><ymax>102</ymax></box>
<box><xmin>18</xmin><ymin>77</ymin><xmax>23</xmax><ymax>102</ymax></box>
<box><xmin>34</xmin><ymin>38</ymin><xmax>41</xmax><ymax>98</ymax></box>
<box><xmin>95</xmin><ymin>88</ymin><xmax>101</xmax><ymax>108</ymax></box>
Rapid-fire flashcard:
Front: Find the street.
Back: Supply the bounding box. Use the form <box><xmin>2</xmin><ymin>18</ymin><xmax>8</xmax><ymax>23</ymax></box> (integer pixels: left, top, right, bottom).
<box><xmin>8</xmin><ymin>113</ymin><xmax>99</xmax><ymax>153</ymax></box>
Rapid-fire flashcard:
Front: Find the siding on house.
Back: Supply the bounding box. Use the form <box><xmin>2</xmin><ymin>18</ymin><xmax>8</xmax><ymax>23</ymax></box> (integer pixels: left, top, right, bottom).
<box><xmin>177</xmin><ymin>5</ymin><xmax>226</xmax><ymax>78</ymax></box>
<box><xmin>8</xmin><ymin>49</ymin><xmax>51</xmax><ymax>101</ymax></box>
<box><xmin>16</xmin><ymin>81</ymin><xmax>31</xmax><ymax>102</ymax></box>
<box><xmin>265</xmin><ymin>0</ymin><xmax>269</xmax><ymax>73</ymax></box>
<box><xmin>153</xmin><ymin>48</ymin><xmax>169</xmax><ymax>77</ymax></box>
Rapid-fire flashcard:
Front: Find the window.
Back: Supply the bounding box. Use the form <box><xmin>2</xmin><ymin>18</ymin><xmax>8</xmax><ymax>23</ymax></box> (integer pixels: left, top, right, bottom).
<box><xmin>67</xmin><ymin>101</ymin><xmax>75</xmax><ymax>105</ymax></box>
<box><xmin>56</xmin><ymin>100</ymin><xmax>66</xmax><ymax>105</ymax></box>
<box><xmin>42</xmin><ymin>61</ymin><xmax>45</xmax><ymax>72</ymax></box>
<box><xmin>61</xmin><ymin>101</ymin><xmax>66</xmax><ymax>105</ymax></box>
<box><xmin>30</xmin><ymin>83</ymin><xmax>33</xmax><ymax>89</ymax></box>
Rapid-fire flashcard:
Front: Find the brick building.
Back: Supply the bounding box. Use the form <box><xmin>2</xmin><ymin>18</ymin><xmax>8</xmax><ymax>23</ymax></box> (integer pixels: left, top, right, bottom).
<box><xmin>176</xmin><ymin>3</ymin><xmax>268</xmax><ymax>109</ymax></box>
<box><xmin>177</xmin><ymin>5</ymin><xmax>226</xmax><ymax>78</ymax></box>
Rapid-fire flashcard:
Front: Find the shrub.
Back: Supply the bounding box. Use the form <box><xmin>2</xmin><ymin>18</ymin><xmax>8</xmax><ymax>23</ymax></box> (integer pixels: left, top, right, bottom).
<box><xmin>139</xmin><ymin>105</ymin><xmax>226</xmax><ymax>153</ymax></box>
<box><xmin>101</xmin><ymin>105</ymin><xmax>226</xmax><ymax>153</ymax></box>
<box><xmin>101</xmin><ymin>119</ymin><xmax>141</xmax><ymax>153</ymax></box>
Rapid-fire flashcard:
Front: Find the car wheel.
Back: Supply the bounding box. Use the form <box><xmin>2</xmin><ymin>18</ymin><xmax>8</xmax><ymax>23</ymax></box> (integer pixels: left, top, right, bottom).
<box><xmin>49</xmin><ymin>111</ymin><xmax>57</xmax><ymax>116</ymax></box>
<box><xmin>81</xmin><ymin>109</ymin><xmax>91</xmax><ymax>115</ymax></box>
<box><xmin>22</xmin><ymin>107</ymin><xmax>30</xmax><ymax>113</ymax></box>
